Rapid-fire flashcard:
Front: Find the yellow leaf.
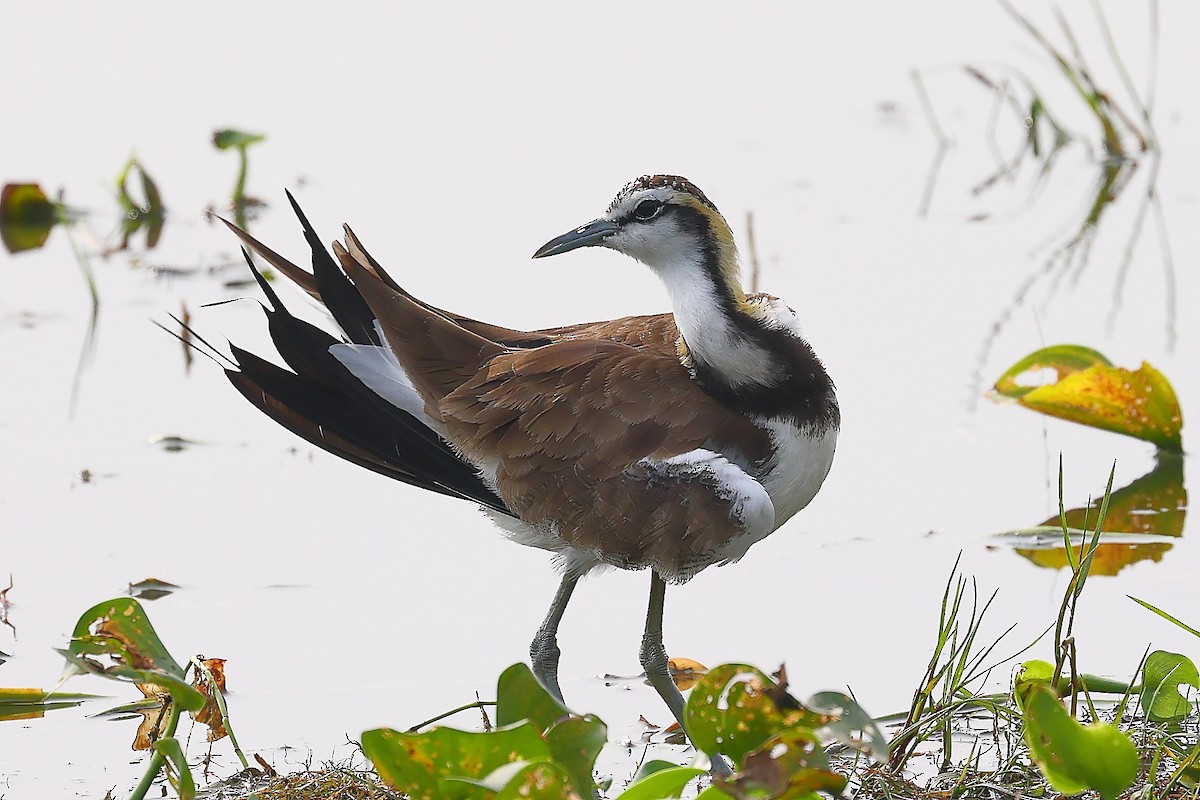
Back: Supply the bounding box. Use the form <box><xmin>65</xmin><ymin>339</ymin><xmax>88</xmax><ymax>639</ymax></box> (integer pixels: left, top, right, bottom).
<box><xmin>993</xmin><ymin>346</ymin><xmax>1183</xmax><ymax>452</ymax></box>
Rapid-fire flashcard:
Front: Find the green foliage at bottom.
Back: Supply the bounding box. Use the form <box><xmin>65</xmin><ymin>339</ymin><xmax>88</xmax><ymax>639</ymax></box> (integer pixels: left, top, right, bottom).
<box><xmin>363</xmin><ymin>662</ymin><xmax>883</xmax><ymax>800</ymax></box>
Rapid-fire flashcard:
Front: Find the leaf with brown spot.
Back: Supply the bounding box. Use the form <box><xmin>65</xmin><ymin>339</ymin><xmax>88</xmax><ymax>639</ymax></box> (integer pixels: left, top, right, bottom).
<box><xmin>684</xmin><ymin>664</ymin><xmax>830</xmax><ymax>768</ymax></box>
<box><xmin>56</xmin><ymin>598</ymin><xmax>205</xmax><ymax>712</ymax></box>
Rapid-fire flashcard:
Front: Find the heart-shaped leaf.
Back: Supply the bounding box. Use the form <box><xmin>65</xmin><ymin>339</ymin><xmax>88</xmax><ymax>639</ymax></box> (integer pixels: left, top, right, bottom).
<box><xmin>1140</xmin><ymin>650</ymin><xmax>1199</xmax><ymax>723</ymax></box>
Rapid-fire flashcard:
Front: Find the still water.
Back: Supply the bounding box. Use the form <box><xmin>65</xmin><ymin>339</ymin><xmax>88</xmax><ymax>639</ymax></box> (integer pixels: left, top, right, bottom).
<box><xmin>2</xmin><ymin>1</ymin><xmax>1197</xmax><ymax>796</ymax></box>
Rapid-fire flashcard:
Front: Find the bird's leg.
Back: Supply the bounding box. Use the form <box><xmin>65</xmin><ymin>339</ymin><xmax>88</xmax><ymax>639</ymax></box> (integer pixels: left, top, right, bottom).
<box><xmin>529</xmin><ymin>571</ymin><xmax>580</xmax><ymax>703</ymax></box>
<box><xmin>640</xmin><ymin>571</ymin><xmax>733</xmax><ymax>777</ymax></box>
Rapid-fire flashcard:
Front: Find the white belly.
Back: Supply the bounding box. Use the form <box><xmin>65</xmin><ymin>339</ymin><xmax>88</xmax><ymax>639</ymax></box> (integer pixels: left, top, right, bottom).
<box><xmin>755</xmin><ymin>418</ymin><xmax>839</xmax><ymax>529</ymax></box>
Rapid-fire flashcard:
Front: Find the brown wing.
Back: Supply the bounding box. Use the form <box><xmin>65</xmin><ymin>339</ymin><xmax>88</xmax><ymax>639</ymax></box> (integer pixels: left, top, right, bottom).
<box><xmin>439</xmin><ymin>340</ymin><xmax>774</xmax><ymax>580</ymax></box>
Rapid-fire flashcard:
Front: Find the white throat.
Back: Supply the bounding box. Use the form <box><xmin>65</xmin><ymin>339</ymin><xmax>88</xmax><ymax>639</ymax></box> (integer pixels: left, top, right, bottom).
<box><xmin>652</xmin><ymin>251</ymin><xmax>778</xmax><ymax>388</ymax></box>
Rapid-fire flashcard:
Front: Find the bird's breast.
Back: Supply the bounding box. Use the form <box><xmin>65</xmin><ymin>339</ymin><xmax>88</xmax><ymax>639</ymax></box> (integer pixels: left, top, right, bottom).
<box><xmin>753</xmin><ymin>416</ymin><xmax>839</xmax><ymax>528</ymax></box>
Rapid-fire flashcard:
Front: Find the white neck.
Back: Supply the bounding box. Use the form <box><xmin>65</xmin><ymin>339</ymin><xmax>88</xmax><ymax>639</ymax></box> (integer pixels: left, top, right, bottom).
<box><xmin>651</xmin><ymin>252</ymin><xmax>779</xmax><ymax>388</ymax></box>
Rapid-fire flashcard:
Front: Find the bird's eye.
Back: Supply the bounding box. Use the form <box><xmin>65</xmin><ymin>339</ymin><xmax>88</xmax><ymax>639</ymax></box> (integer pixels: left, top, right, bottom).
<box><xmin>633</xmin><ymin>199</ymin><xmax>663</xmax><ymax>220</ymax></box>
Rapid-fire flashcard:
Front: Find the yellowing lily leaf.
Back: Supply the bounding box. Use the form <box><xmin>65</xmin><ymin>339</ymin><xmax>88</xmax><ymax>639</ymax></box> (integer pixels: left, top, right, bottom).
<box><xmin>993</xmin><ymin>345</ymin><xmax>1183</xmax><ymax>452</ymax></box>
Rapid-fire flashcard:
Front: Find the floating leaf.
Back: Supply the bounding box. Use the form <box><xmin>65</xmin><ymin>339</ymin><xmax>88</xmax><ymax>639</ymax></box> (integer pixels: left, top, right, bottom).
<box><xmin>0</xmin><ymin>688</ymin><xmax>94</xmax><ymax>722</ymax></box>
<box><xmin>1140</xmin><ymin>650</ymin><xmax>1199</xmax><ymax>723</ymax></box>
<box><xmin>128</xmin><ymin>577</ymin><xmax>180</xmax><ymax>600</ymax></box>
<box><xmin>362</xmin><ymin>722</ymin><xmax>550</xmax><ymax>800</ymax></box>
<box><xmin>57</xmin><ymin>597</ymin><xmax>204</xmax><ymax>712</ymax></box>
<box><xmin>1022</xmin><ymin>685</ymin><xmax>1137</xmax><ymax>800</ymax></box>
<box><xmin>0</xmin><ymin>182</ymin><xmax>59</xmax><ymax>253</ymax></box>
<box><xmin>994</xmin><ymin>345</ymin><xmax>1112</xmax><ymax>398</ymax></box>
<box><xmin>668</xmin><ymin>656</ymin><xmax>708</xmax><ymax>691</ymax></box>
<box><xmin>992</xmin><ymin>345</ymin><xmax>1183</xmax><ymax>452</ymax></box>
<box><xmin>491</xmin><ymin>663</ymin><xmax>600</xmax><ymax>797</ymax></box>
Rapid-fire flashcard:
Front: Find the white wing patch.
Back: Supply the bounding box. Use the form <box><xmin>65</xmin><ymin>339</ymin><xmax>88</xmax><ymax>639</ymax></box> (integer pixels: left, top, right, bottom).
<box><xmin>329</xmin><ymin>322</ymin><xmax>442</xmax><ymax>431</ymax></box>
<box><xmin>646</xmin><ymin>448</ymin><xmax>776</xmax><ymax>565</ymax></box>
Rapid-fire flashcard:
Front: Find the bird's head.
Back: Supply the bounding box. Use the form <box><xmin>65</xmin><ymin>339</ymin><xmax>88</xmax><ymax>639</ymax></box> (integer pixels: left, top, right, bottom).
<box><xmin>533</xmin><ymin>175</ymin><xmax>742</xmax><ymax>300</ymax></box>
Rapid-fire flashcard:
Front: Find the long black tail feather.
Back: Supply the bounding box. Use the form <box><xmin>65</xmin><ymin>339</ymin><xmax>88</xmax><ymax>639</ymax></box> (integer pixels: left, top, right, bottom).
<box><xmin>174</xmin><ymin>227</ymin><xmax>515</xmax><ymax>517</ymax></box>
<box><xmin>285</xmin><ymin>190</ymin><xmax>380</xmax><ymax>347</ymax></box>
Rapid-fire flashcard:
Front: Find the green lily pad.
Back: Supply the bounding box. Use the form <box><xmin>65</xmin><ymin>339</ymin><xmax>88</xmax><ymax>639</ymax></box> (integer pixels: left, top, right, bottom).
<box><xmin>1140</xmin><ymin>650</ymin><xmax>1199</xmax><ymax>723</ymax></box>
<box><xmin>494</xmin><ymin>664</ymin><xmax>601</xmax><ymax>797</ymax></box>
<box><xmin>57</xmin><ymin>597</ymin><xmax>204</xmax><ymax>712</ymax></box>
<box><xmin>362</xmin><ymin>722</ymin><xmax>550</xmax><ymax>800</ymax></box>
<box><xmin>992</xmin><ymin>345</ymin><xmax>1183</xmax><ymax>452</ymax></box>
<box><xmin>1022</xmin><ymin>685</ymin><xmax>1137</xmax><ymax>800</ymax></box>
